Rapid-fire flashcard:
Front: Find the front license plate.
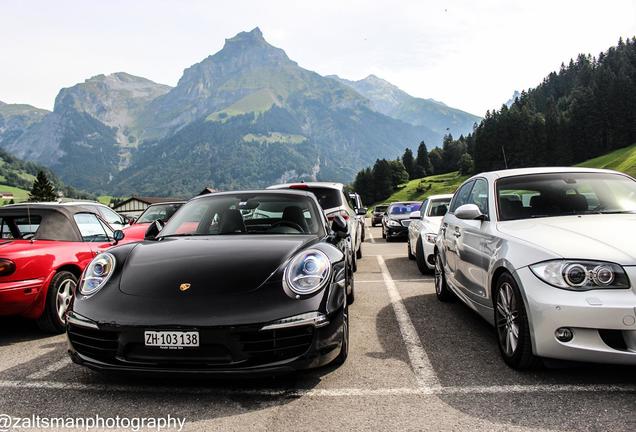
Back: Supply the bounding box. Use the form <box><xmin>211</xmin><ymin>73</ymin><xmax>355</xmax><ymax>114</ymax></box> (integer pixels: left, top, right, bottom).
<box><xmin>144</xmin><ymin>331</ymin><xmax>199</xmax><ymax>348</ymax></box>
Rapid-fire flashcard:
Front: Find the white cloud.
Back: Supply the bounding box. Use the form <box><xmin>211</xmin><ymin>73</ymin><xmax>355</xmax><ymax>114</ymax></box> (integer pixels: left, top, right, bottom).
<box><xmin>0</xmin><ymin>0</ymin><xmax>634</xmax><ymax>116</ymax></box>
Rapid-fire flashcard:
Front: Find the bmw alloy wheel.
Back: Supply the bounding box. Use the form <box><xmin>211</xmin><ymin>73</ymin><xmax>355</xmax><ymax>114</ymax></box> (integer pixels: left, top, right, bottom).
<box><xmin>496</xmin><ymin>282</ymin><xmax>519</xmax><ymax>357</ymax></box>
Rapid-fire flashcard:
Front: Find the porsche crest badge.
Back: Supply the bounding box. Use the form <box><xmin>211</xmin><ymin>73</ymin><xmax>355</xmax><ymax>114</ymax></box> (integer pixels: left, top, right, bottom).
<box><xmin>179</xmin><ymin>283</ymin><xmax>191</xmax><ymax>292</ymax></box>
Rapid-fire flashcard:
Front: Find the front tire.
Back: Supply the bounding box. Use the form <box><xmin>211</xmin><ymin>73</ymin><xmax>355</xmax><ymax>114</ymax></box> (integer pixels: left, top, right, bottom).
<box><xmin>347</xmin><ymin>261</ymin><xmax>355</xmax><ymax>305</ymax></box>
<box><xmin>331</xmin><ymin>303</ymin><xmax>349</xmax><ymax>366</ymax></box>
<box><xmin>407</xmin><ymin>238</ymin><xmax>415</xmax><ymax>260</ymax></box>
<box><xmin>434</xmin><ymin>253</ymin><xmax>454</xmax><ymax>302</ymax></box>
<box><xmin>416</xmin><ymin>237</ymin><xmax>432</xmax><ymax>274</ymax></box>
<box><xmin>356</xmin><ymin>241</ymin><xmax>363</xmax><ymax>260</ymax></box>
<box><xmin>494</xmin><ymin>273</ymin><xmax>539</xmax><ymax>370</ymax></box>
<box><xmin>381</xmin><ymin>227</ymin><xmax>386</xmax><ymax>239</ymax></box>
<box><xmin>37</xmin><ymin>271</ymin><xmax>78</xmax><ymax>333</ymax></box>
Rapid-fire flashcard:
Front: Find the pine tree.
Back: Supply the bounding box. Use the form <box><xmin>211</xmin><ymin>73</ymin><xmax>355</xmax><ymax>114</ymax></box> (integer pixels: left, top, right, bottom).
<box><xmin>401</xmin><ymin>148</ymin><xmax>416</xmax><ymax>179</ymax></box>
<box><xmin>29</xmin><ymin>171</ymin><xmax>57</xmax><ymax>202</ymax></box>
<box><xmin>414</xmin><ymin>141</ymin><xmax>433</xmax><ymax>177</ymax></box>
<box><xmin>458</xmin><ymin>153</ymin><xmax>475</xmax><ymax>175</ymax></box>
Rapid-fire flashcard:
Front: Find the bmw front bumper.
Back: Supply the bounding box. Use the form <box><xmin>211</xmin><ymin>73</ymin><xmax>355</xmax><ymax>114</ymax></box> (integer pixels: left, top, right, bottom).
<box><xmin>517</xmin><ymin>266</ymin><xmax>636</xmax><ymax>365</ymax></box>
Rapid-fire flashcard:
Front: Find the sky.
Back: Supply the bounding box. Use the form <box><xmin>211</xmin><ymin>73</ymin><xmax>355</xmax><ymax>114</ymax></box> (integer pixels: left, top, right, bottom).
<box><xmin>1</xmin><ymin>0</ymin><xmax>635</xmax><ymax>116</ymax></box>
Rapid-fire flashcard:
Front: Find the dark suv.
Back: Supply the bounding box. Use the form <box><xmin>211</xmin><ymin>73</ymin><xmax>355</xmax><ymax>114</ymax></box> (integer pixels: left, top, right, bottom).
<box><xmin>371</xmin><ymin>205</ymin><xmax>388</xmax><ymax>227</ymax></box>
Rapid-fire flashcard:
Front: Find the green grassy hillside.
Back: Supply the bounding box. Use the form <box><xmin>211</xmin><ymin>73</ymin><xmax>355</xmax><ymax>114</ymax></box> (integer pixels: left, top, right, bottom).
<box><xmin>0</xmin><ymin>184</ymin><xmax>29</xmax><ymax>203</ymax></box>
<box><xmin>372</xmin><ymin>172</ymin><xmax>468</xmax><ymax>208</ymax></box>
<box><xmin>577</xmin><ymin>143</ymin><xmax>636</xmax><ymax>177</ymax></box>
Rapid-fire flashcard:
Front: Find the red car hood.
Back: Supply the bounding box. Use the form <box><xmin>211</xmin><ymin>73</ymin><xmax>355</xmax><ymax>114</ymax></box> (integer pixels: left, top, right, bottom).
<box><xmin>122</xmin><ymin>223</ymin><xmax>150</xmax><ymax>241</ymax></box>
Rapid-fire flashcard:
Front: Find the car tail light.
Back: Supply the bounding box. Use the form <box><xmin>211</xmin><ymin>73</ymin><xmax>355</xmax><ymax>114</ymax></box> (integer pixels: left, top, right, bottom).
<box><xmin>289</xmin><ymin>184</ymin><xmax>309</xmax><ymax>190</ymax></box>
<box><xmin>0</xmin><ymin>259</ymin><xmax>16</xmax><ymax>276</ymax></box>
<box><xmin>326</xmin><ymin>210</ymin><xmax>349</xmax><ymax>221</ymax></box>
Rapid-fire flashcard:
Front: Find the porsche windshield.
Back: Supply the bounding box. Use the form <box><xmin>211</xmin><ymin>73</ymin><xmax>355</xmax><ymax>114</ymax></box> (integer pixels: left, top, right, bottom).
<box><xmin>159</xmin><ymin>193</ymin><xmax>323</xmax><ymax>236</ymax></box>
<box><xmin>497</xmin><ymin>172</ymin><xmax>636</xmax><ymax>221</ymax></box>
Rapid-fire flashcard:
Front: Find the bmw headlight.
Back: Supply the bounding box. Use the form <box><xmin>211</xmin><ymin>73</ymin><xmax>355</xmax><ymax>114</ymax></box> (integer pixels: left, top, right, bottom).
<box><xmin>529</xmin><ymin>260</ymin><xmax>630</xmax><ymax>290</ymax></box>
<box><xmin>425</xmin><ymin>233</ymin><xmax>437</xmax><ymax>244</ymax></box>
<box><xmin>284</xmin><ymin>249</ymin><xmax>331</xmax><ymax>296</ymax></box>
<box><xmin>79</xmin><ymin>253</ymin><xmax>116</xmax><ymax>295</ymax></box>
<box><xmin>387</xmin><ymin>219</ymin><xmax>401</xmax><ymax>227</ymax></box>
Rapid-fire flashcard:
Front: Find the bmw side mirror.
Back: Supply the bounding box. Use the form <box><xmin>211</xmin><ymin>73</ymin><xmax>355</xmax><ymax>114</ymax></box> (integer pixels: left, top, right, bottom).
<box><xmin>409</xmin><ymin>210</ymin><xmax>421</xmax><ymax>219</ymax></box>
<box><xmin>331</xmin><ymin>215</ymin><xmax>348</xmax><ymax>239</ymax></box>
<box><xmin>112</xmin><ymin>229</ymin><xmax>125</xmax><ymax>245</ymax></box>
<box><xmin>144</xmin><ymin>219</ymin><xmax>164</xmax><ymax>240</ymax></box>
<box><xmin>356</xmin><ymin>207</ymin><xmax>367</xmax><ymax>216</ymax></box>
<box><xmin>454</xmin><ymin>204</ymin><xmax>488</xmax><ymax>221</ymax></box>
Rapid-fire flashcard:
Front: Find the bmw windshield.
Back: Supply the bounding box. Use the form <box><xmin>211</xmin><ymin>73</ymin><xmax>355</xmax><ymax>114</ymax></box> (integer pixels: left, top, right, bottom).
<box><xmin>158</xmin><ymin>193</ymin><xmax>324</xmax><ymax>236</ymax></box>
<box><xmin>497</xmin><ymin>172</ymin><xmax>636</xmax><ymax>221</ymax></box>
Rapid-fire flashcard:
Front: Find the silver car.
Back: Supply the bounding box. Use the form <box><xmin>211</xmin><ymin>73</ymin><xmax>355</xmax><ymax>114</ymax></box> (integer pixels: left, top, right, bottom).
<box><xmin>267</xmin><ymin>182</ymin><xmax>365</xmax><ymax>270</ymax></box>
<box><xmin>434</xmin><ymin>167</ymin><xmax>636</xmax><ymax>369</ymax></box>
<box><xmin>407</xmin><ymin>194</ymin><xmax>453</xmax><ymax>274</ymax></box>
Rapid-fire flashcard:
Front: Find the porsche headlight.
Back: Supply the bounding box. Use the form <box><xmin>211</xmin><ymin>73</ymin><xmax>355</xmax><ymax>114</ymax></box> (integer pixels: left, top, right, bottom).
<box><xmin>529</xmin><ymin>260</ymin><xmax>630</xmax><ymax>291</ymax></box>
<box><xmin>387</xmin><ymin>219</ymin><xmax>400</xmax><ymax>227</ymax></box>
<box><xmin>285</xmin><ymin>249</ymin><xmax>331</xmax><ymax>296</ymax></box>
<box><xmin>79</xmin><ymin>253</ymin><xmax>116</xmax><ymax>295</ymax></box>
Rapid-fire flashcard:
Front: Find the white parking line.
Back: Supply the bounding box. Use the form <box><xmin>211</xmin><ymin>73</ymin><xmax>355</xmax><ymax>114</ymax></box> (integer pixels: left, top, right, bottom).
<box><xmin>366</xmin><ymin>225</ymin><xmax>375</xmax><ymax>243</ymax></box>
<box><xmin>0</xmin><ymin>380</ymin><xmax>633</xmax><ymax>396</ymax></box>
<box><xmin>356</xmin><ymin>279</ymin><xmax>433</xmax><ymax>283</ymax></box>
<box><xmin>376</xmin><ymin>255</ymin><xmax>440</xmax><ymax>389</ymax></box>
<box><xmin>26</xmin><ymin>357</ymin><xmax>72</xmax><ymax>380</ymax></box>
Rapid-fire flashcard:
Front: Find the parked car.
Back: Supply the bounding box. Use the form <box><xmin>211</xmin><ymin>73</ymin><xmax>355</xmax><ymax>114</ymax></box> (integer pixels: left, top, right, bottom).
<box><xmin>434</xmin><ymin>167</ymin><xmax>636</xmax><ymax>369</ymax></box>
<box><xmin>407</xmin><ymin>194</ymin><xmax>453</xmax><ymax>273</ymax></box>
<box><xmin>68</xmin><ymin>190</ymin><xmax>352</xmax><ymax>374</ymax></box>
<box><xmin>268</xmin><ymin>182</ymin><xmax>364</xmax><ymax>269</ymax></box>
<box><xmin>371</xmin><ymin>205</ymin><xmax>388</xmax><ymax>227</ymax></box>
<box><xmin>348</xmin><ymin>192</ymin><xmax>367</xmax><ymax>242</ymax></box>
<box><xmin>0</xmin><ymin>203</ymin><xmax>126</xmax><ymax>332</ymax></box>
<box><xmin>381</xmin><ymin>202</ymin><xmax>421</xmax><ymax>241</ymax></box>
<box><xmin>122</xmin><ymin>201</ymin><xmax>185</xmax><ymax>241</ymax></box>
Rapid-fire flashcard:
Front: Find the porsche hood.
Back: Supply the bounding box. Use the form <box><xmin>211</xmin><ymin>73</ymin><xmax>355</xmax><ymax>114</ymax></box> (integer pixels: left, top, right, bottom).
<box><xmin>118</xmin><ymin>236</ymin><xmax>317</xmax><ymax>299</ymax></box>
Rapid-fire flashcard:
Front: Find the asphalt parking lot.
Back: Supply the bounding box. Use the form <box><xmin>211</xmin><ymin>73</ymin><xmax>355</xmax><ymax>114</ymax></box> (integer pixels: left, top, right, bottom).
<box><xmin>0</xmin><ymin>223</ymin><xmax>635</xmax><ymax>431</ymax></box>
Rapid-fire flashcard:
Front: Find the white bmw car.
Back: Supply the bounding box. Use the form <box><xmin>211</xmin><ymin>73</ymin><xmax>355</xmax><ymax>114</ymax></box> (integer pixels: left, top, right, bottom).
<box><xmin>434</xmin><ymin>167</ymin><xmax>636</xmax><ymax>369</ymax></box>
<box><xmin>407</xmin><ymin>194</ymin><xmax>453</xmax><ymax>274</ymax></box>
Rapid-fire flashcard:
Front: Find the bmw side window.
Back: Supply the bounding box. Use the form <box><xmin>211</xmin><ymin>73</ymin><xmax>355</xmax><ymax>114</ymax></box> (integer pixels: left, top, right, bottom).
<box><xmin>74</xmin><ymin>213</ymin><xmax>110</xmax><ymax>242</ymax></box>
<box><xmin>420</xmin><ymin>200</ymin><xmax>429</xmax><ymax>219</ymax></box>
<box><xmin>449</xmin><ymin>181</ymin><xmax>475</xmax><ymax>213</ymax></box>
<box><xmin>468</xmin><ymin>179</ymin><xmax>489</xmax><ymax>217</ymax></box>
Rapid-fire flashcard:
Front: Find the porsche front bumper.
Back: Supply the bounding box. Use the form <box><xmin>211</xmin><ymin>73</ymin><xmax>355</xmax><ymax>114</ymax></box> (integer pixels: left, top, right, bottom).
<box><xmin>517</xmin><ymin>266</ymin><xmax>636</xmax><ymax>365</ymax></box>
<box><xmin>67</xmin><ymin>309</ymin><xmax>344</xmax><ymax>375</ymax></box>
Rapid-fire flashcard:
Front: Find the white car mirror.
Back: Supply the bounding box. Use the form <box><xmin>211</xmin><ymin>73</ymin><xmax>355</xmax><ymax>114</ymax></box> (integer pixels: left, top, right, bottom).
<box><xmin>409</xmin><ymin>211</ymin><xmax>421</xmax><ymax>219</ymax></box>
<box><xmin>454</xmin><ymin>204</ymin><xmax>487</xmax><ymax>221</ymax></box>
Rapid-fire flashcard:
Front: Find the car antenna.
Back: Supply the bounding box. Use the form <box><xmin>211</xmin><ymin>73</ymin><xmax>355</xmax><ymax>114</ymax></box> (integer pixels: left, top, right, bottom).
<box><xmin>501</xmin><ymin>145</ymin><xmax>509</xmax><ymax>169</ymax></box>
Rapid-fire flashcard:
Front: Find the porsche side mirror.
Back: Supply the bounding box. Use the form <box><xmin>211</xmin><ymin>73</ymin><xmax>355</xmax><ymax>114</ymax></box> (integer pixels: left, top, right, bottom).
<box><xmin>144</xmin><ymin>220</ymin><xmax>164</xmax><ymax>240</ymax></box>
<box><xmin>112</xmin><ymin>229</ymin><xmax>125</xmax><ymax>245</ymax></box>
<box><xmin>409</xmin><ymin>210</ymin><xmax>421</xmax><ymax>219</ymax></box>
<box><xmin>331</xmin><ymin>215</ymin><xmax>348</xmax><ymax>239</ymax></box>
<box><xmin>356</xmin><ymin>207</ymin><xmax>367</xmax><ymax>216</ymax></box>
<box><xmin>455</xmin><ymin>204</ymin><xmax>488</xmax><ymax>221</ymax></box>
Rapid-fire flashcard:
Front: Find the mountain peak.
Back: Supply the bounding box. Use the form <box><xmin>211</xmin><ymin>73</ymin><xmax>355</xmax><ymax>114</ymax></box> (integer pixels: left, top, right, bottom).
<box><xmin>223</xmin><ymin>27</ymin><xmax>268</xmax><ymax>48</ymax></box>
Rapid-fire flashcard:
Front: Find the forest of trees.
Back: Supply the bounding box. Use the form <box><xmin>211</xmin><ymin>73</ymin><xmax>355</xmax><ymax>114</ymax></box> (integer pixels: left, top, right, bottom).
<box><xmin>469</xmin><ymin>37</ymin><xmax>636</xmax><ymax>171</ymax></box>
<box><xmin>353</xmin><ymin>138</ymin><xmax>474</xmax><ymax>204</ymax></box>
<box><xmin>353</xmin><ymin>37</ymin><xmax>636</xmax><ymax>203</ymax></box>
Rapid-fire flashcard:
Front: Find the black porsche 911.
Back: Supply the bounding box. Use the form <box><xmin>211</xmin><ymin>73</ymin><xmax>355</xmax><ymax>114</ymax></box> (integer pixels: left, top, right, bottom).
<box><xmin>67</xmin><ymin>190</ymin><xmax>353</xmax><ymax>375</ymax></box>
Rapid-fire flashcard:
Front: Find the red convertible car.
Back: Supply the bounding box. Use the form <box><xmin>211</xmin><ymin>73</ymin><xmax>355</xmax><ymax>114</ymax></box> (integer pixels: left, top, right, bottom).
<box><xmin>0</xmin><ymin>203</ymin><xmax>126</xmax><ymax>333</ymax></box>
<box><xmin>122</xmin><ymin>201</ymin><xmax>184</xmax><ymax>241</ymax></box>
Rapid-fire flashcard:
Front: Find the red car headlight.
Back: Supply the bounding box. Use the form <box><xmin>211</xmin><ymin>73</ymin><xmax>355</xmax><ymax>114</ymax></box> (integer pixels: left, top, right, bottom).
<box><xmin>0</xmin><ymin>259</ymin><xmax>16</xmax><ymax>276</ymax></box>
